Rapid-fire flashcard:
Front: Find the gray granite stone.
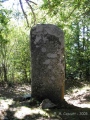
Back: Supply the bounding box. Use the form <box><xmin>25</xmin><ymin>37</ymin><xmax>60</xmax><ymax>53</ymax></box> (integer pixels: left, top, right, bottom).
<box><xmin>30</xmin><ymin>24</ymin><xmax>65</xmax><ymax>104</ymax></box>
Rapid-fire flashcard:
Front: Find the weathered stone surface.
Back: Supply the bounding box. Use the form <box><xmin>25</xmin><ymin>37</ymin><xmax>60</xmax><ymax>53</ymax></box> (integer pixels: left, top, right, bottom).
<box><xmin>30</xmin><ymin>24</ymin><xmax>65</xmax><ymax>104</ymax></box>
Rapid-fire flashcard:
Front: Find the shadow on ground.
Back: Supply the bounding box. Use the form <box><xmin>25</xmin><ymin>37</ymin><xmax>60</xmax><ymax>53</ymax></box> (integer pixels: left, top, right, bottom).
<box><xmin>0</xmin><ymin>82</ymin><xmax>90</xmax><ymax>120</ymax></box>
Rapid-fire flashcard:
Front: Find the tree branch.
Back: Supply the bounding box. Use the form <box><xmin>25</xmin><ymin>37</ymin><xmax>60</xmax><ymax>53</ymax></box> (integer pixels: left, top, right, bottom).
<box><xmin>66</xmin><ymin>7</ymin><xmax>77</xmax><ymax>20</ymax></box>
<box><xmin>19</xmin><ymin>0</ymin><xmax>29</xmax><ymax>27</ymax></box>
<box><xmin>28</xmin><ymin>0</ymin><xmax>37</xmax><ymax>5</ymax></box>
<box><xmin>25</xmin><ymin>0</ymin><xmax>36</xmax><ymax>25</ymax></box>
<box><xmin>19</xmin><ymin>0</ymin><xmax>37</xmax><ymax>27</ymax></box>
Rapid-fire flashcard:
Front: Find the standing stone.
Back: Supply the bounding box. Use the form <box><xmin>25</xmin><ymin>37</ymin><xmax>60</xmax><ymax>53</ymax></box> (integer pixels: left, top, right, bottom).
<box><xmin>30</xmin><ymin>24</ymin><xmax>65</xmax><ymax>104</ymax></box>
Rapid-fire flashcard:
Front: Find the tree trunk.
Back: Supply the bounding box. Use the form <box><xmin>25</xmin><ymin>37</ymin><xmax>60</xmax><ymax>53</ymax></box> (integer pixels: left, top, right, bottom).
<box><xmin>23</xmin><ymin>68</ymin><xmax>28</xmax><ymax>81</ymax></box>
<box><xmin>3</xmin><ymin>63</ymin><xmax>7</xmax><ymax>82</ymax></box>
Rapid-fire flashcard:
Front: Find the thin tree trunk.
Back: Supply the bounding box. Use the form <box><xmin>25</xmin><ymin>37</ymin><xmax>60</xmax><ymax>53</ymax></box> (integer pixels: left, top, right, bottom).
<box><xmin>23</xmin><ymin>68</ymin><xmax>28</xmax><ymax>81</ymax></box>
<box><xmin>3</xmin><ymin>63</ymin><xmax>7</xmax><ymax>82</ymax></box>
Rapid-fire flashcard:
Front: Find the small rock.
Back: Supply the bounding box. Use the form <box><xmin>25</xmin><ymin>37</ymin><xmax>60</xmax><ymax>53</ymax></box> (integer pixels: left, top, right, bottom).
<box><xmin>40</xmin><ymin>99</ymin><xmax>56</xmax><ymax>109</ymax></box>
<box><xmin>22</xmin><ymin>94</ymin><xmax>31</xmax><ymax>101</ymax></box>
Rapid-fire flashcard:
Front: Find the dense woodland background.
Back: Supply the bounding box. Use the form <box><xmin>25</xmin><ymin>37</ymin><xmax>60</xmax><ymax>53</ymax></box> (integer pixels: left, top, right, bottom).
<box><xmin>0</xmin><ymin>0</ymin><xmax>90</xmax><ymax>84</ymax></box>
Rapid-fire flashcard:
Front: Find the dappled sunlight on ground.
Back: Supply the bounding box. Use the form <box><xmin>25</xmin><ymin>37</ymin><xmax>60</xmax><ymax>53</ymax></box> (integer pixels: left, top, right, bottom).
<box><xmin>0</xmin><ymin>83</ymin><xmax>90</xmax><ymax>120</ymax></box>
<box><xmin>0</xmin><ymin>84</ymin><xmax>54</xmax><ymax>120</ymax></box>
<box><xmin>0</xmin><ymin>98</ymin><xmax>15</xmax><ymax>120</ymax></box>
<box><xmin>65</xmin><ymin>85</ymin><xmax>90</xmax><ymax>108</ymax></box>
<box><xmin>0</xmin><ymin>97</ymin><xmax>61</xmax><ymax>120</ymax></box>
<box><xmin>0</xmin><ymin>98</ymin><xmax>14</xmax><ymax>110</ymax></box>
<box><xmin>14</xmin><ymin>106</ymin><xmax>49</xmax><ymax>119</ymax></box>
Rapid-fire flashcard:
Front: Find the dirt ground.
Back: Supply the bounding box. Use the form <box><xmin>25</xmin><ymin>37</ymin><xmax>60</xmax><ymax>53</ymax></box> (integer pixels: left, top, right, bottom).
<box><xmin>0</xmin><ymin>82</ymin><xmax>90</xmax><ymax>120</ymax></box>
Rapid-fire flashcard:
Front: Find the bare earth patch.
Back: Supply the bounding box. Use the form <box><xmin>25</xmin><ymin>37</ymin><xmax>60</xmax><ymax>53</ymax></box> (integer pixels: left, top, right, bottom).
<box><xmin>65</xmin><ymin>85</ymin><xmax>90</xmax><ymax>108</ymax></box>
<box><xmin>0</xmin><ymin>83</ymin><xmax>90</xmax><ymax>120</ymax></box>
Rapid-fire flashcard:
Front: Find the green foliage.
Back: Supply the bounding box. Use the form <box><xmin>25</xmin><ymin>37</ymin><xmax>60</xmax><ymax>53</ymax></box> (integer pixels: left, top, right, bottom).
<box><xmin>0</xmin><ymin>5</ymin><xmax>31</xmax><ymax>83</ymax></box>
<box><xmin>0</xmin><ymin>7</ymin><xmax>10</xmax><ymax>82</ymax></box>
<box><xmin>0</xmin><ymin>0</ymin><xmax>90</xmax><ymax>83</ymax></box>
<box><xmin>7</xmin><ymin>26</ymin><xmax>31</xmax><ymax>83</ymax></box>
<box><xmin>41</xmin><ymin>0</ymin><xmax>90</xmax><ymax>80</ymax></box>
